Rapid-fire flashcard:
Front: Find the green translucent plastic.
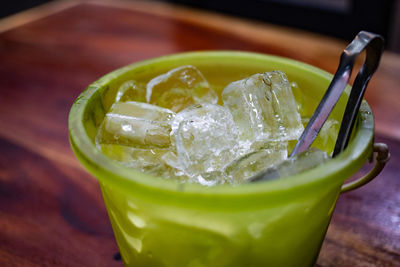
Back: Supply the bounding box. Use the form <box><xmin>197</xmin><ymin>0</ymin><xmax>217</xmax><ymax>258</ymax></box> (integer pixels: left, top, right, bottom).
<box><xmin>69</xmin><ymin>51</ymin><xmax>374</xmax><ymax>267</ymax></box>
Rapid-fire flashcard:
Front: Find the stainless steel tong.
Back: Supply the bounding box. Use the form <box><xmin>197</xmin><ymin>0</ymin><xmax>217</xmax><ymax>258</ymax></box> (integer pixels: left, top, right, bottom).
<box><xmin>292</xmin><ymin>31</ymin><xmax>384</xmax><ymax>157</ymax></box>
<box><xmin>251</xmin><ymin>31</ymin><xmax>384</xmax><ymax>182</ymax></box>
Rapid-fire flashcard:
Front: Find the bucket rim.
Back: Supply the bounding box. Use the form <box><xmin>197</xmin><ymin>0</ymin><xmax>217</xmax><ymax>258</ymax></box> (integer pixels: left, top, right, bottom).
<box><xmin>68</xmin><ymin>51</ymin><xmax>374</xmax><ymax>199</ymax></box>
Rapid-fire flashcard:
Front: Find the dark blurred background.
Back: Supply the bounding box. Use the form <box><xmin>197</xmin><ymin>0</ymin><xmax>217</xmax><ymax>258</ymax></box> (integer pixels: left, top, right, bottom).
<box><xmin>1</xmin><ymin>0</ymin><xmax>400</xmax><ymax>53</ymax></box>
<box><xmin>0</xmin><ymin>0</ymin><xmax>51</xmax><ymax>18</ymax></box>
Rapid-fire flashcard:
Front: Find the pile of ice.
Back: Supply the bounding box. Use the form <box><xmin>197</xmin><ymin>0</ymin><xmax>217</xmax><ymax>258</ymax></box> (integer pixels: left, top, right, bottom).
<box><xmin>96</xmin><ymin>65</ymin><xmax>332</xmax><ymax>185</ymax></box>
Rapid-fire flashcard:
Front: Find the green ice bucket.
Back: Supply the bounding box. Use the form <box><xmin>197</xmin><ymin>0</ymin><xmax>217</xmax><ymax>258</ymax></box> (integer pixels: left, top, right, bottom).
<box><xmin>69</xmin><ymin>51</ymin><xmax>387</xmax><ymax>266</ymax></box>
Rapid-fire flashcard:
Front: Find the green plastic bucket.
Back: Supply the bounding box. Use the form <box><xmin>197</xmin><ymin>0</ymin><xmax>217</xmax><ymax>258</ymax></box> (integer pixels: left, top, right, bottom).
<box><xmin>69</xmin><ymin>51</ymin><xmax>387</xmax><ymax>267</ymax></box>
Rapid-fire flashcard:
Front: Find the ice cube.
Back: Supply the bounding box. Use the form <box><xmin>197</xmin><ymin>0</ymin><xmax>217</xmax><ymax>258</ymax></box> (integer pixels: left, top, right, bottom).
<box><xmin>96</xmin><ymin>101</ymin><xmax>175</xmax><ymax>148</ymax></box>
<box><xmin>290</xmin><ymin>81</ymin><xmax>305</xmax><ymax>114</ymax></box>
<box><xmin>196</xmin><ymin>171</ymin><xmax>231</xmax><ymax>186</ymax></box>
<box><xmin>315</xmin><ymin>118</ymin><xmax>339</xmax><ymax>150</ymax></box>
<box><xmin>99</xmin><ymin>144</ymin><xmax>167</xmax><ymax>169</ymax></box>
<box><xmin>115</xmin><ymin>80</ymin><xmax>146</xmax><ymax>102</ymax></box>
<box><xmin>99</xmin><ymin>144</ymin><xmax>188</xmax><ymax>180</ymax></box>
<box><xmin>171</xmin><ymin>103</ymin><xmax>239</xmax><ymax>177</ymax></box>
<box><xmin>146</xmin><ymin>65</ymin><xmax>218</xmax><ymax>112</ymax></box>
<box><xmin>249</xmin><ymin>148</ymin><xmax>328</xmax><ymax>182</ymax></box>
<box><xmin>156</xmin><ymin>88</ymin><xmax>195</xmax><ymax>113</ymax></box>
<box><xmin>225</xmin><ymin>142</ymin><xmax>288</xmax><ymax>183</ymax></box>
<box><xmin>222</xmin><ymin>71</ymin><xmax>304</xmax><ymax>142</ymax></box>
<box><xmin>160</xmin><ymin>151</ymin><xmax>188</xmax><ymax>178</ymax></box>
<box><xmin>302</xmin><ymin>117</ymin><xmax>339</xmax><ymax>153</ymax></box>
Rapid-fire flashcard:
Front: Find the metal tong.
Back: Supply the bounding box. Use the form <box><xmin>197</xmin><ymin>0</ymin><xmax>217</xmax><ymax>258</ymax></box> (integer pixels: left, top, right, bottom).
<box><xmin>251</xmin><ymin>31</ymin><xmax>384</xmax><ymax>182</ymax></box>
<box><xmin>292</xmin><ymin>31</ymin><xmax>384</xmax><ymax>157</ymax></box>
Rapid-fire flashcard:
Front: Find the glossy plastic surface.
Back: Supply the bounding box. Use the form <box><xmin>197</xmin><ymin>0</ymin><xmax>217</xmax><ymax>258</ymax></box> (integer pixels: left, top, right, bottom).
<box><xmin>69</xmin><ymin>51</ymin><xmax>375</xmax><ymax>267</ymax></box>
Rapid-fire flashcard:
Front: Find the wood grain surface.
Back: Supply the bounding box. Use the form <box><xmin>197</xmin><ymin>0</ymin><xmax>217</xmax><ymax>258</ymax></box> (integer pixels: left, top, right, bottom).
<box><xmin>0</xmin><ymin>1</ymin><xmax>399</xmax><ymax>266</ymax></box>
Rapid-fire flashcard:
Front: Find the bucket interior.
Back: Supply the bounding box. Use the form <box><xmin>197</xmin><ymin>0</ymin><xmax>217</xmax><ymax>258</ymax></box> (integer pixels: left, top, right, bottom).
<box><xmin>69</xmin><ymin>51</ymin><xmax>374</xmax><ymax>202</ymax></box>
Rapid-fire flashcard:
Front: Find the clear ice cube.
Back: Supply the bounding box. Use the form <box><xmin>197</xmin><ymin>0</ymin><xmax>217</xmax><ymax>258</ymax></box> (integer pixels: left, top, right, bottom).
<box><xmin>96</xmin><ymin>101</ymin><xmax>175</xmax><ymax>148</ymax></box>
<box><xmin>302</xmin><ymin>117</ymin><xmax>339</xmax><ymax>153</ymax></box>
<box><xmin>171</xmin><ymin>103</ymin><xmax>239</xmax><ymax>177</ymax></box>
<box><xmin>250</xmin><ymin>148</ymin><xmax>328</xmax><ymax>182</ymax></box>
<box><xmin>146</xmin><ymin>65</ymin><xmax>218</xmax><ymax>112</ymax></box>
<box><xmin>99</xmin><ymin>144</ymin><xmax>167</xmax><ymax>169</ymax></box>
<box><xmin>99</xmin><ymin>144</ymin><xmax>188</xmax><ymax>180</ymax></box>
<box><xmin>160</xmin><ymin>151</ymin><xmax>188</xmax><ymax>178</ymax></box>
<box><xmin>195</xmin><ymin>171</ymin><xmax>231</xmax><ymax>186</ymax></box>
<box><xmin>290</xmin><ymin>81</ymin><xmax>305</xmax><ymax>114</ymax></box>
<box><xmin>156</xmin><ymin>88</ymin><xmax>195</xmax><ymax>113</ymax></box>
<box><xmin>115</xmin><ymin>80</ymin><xmax>146</xmax><ymax>102</ymax></box>
<box><xmin>225</xmin><ymin>142</ymin><xmax>288</xmax><ymax>183</ymax></box>
<box><xmin>222</xmin><ymin>71</ymin><xmax>304</xmax><ymax>142</ymax></box>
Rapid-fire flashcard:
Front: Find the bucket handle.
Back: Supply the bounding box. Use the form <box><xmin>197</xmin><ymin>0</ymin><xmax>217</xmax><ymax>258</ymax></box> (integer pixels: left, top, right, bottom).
<box><xmin>341</xmin><ymin>143</ymin><xmax>390</xmax><ymax>193</ymax></box>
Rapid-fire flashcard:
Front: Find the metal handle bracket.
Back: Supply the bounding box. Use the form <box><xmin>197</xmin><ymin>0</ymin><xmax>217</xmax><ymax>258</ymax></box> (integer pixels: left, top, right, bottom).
<box><xmin>341</xmin><ymin>143</ymin><xmax>390</xmax><ymax>193</ymax></box>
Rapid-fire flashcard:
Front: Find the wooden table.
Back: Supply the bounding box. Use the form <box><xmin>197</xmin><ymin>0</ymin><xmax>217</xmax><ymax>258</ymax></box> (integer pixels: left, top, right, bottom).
<box><xmin>0</xmin><ymin>0</ymin><xmax>399</xmax><ymax>266</ymax></box>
